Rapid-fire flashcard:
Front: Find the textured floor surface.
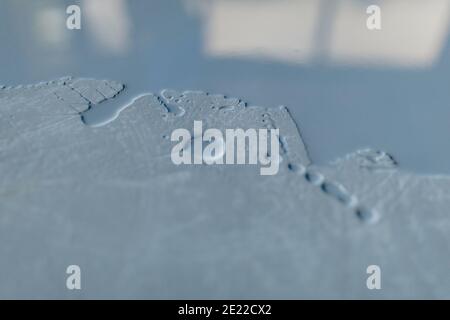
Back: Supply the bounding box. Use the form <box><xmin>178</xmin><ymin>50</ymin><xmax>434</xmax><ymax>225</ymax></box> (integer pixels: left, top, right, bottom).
<box><xmin>1</xmin><ymin>78</ymin><xmax>449</xmax><ymax>299</ymax></box>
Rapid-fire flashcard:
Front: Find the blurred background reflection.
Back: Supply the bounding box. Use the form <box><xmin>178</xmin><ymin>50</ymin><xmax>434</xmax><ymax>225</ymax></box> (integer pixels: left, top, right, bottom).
<box><xmin>83</xmin><ymin>0</ymin><xmax>131</xmax><ymax>54</ymax></box>
<box><xmin>191</xmin><ymin>0</ymin><xmax>450</xmax><ymax>68</ymax></box>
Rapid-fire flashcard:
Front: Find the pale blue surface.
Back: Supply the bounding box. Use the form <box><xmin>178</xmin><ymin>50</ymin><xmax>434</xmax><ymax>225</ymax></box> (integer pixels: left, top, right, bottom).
<box><xmin>1</xmin><ymin>0</ymin><xmax>450</xmax><ymax>173</ymax></box>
